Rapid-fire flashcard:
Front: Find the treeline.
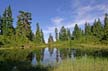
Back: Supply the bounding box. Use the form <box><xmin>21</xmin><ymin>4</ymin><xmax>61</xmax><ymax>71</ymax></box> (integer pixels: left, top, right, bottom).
<box><xmin>0</xmin><ymin>6</ymin><xmax>108</xmax><ymax>47</ymax></box>
<box><xmin>0</xmin><ymin>6</ymin><xmax>45</xmax><ymax>47</ymax></box>
<box><xmin>53</xmin><ymin>14</ymin><xmax>108</xmax><ymax>44</ymax></box>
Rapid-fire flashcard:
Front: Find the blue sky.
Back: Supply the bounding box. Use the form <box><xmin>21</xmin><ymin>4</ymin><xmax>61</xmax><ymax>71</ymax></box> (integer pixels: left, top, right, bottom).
<box><xmin>0</xmin><ymin>0</ymin><xmax>108</xmax><ymax>42</ymax></box>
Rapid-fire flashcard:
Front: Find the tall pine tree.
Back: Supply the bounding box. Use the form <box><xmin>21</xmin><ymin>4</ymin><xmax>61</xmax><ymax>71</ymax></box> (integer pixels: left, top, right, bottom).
<box><xmin>103</xmin><ymin>13</ymin><xmax>108</xmax><ymax>41</ymax></box>
<box><xmin>48</xmin><ymin>33</ymin><xmax>54</xmax><ymax>44</ymax></box>
<box><xmin>16</xmin><ymin>11</ymin><xmax>32</xmax><ymax>41</ymax></box>
<box><xmin>1</xmin><ymin>6</ymin><xmax>14</xmax><ymax>36</ymax></box>
<box><xmin>59</xmin><ymin>26</ymin><xmax>68</xmax><ymax>41</ymax></box>
<box><xmin>67</xmin><ymin>28</ymin><xmax>71</xmax><ymax>40</ymax></box>
<box><xmin>41</xmin><ymin>29</ymin><xmax>45</xmax><ymax>43</ymax></box>
<box><xmin>91</xmin><ymin>19</ymin><xmax>103</xmax><ymax>40</ymax></box>
<box><xmin>35</xmin><ymin>23</ymin><xmax>42</xmax><ymax>43</ymax></box>
<box><xmin>0</xmin><ymin>16</ymin><xmax>2</xmax><ymax>35</ymax></box>
<box><xmin>85</xmin><ymin>22</ymin><xmax>92</xmax><ymax>36</ymax></box>
<box><xmin>73</xmin><ymin>24</ymin><xmax>82</xmax><ymax>40</ymax></box>
<box><xmin>55</xmin><ymin>28</ymin><xmax>58</xmax><ymax>41</ymax></box>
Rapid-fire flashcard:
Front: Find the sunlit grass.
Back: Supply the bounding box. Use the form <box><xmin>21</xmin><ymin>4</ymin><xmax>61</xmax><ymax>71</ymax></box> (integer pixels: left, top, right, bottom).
<box><xmin>53</xmin><ymin>57</ymin><xmax>108</xmax><ymax>71</ymax></box>
<box><xmin>51</xmin><ymin>40</ymin><xmax>108</xmax><ymax>50</ymax></box>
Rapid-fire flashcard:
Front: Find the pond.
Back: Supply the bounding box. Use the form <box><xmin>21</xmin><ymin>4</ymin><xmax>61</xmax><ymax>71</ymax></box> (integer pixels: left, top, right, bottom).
<box><xmin>0</xmin><ymin>47</ymin><xmax>108</xmax><ymax>71</ymax></box>
<box><xmin>31</xmin><ymin>47</ymin><xmax>108</xmax><ymax>66</ymax></box>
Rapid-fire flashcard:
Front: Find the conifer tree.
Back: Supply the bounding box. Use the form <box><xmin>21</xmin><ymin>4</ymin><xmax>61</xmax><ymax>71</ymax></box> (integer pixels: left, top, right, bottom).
<box><xmin>16</xmin><ymin>11</ymin><xmax>32</xmax><ymax>40</ymax></box>
<box><xmin>92</xmin><ymin>19</ymin><xmax>103</xmax><ymax>39</ymax></box>
<box><xmin>1</xmin><ymin>6</ymin><xmax>14</xmax><ymax>36</ymax></box>
<box><xmin>67</xmin><ymin>28</ymin><xmax>71</xmax><ymax>40</ymax></box>
<box><xmin>59</xmin><ymin>26</ymin><xmax>68</xmax><ymax>41</ymax></box>
<box><xmin>41</xmin><ymin>29</ymin><xmax>45</xmax><ymax>43</ymax></box>
<box><xmin>85</xmin><ymin>22</ymin><xmax>92</xmax><ymax>36</ymax></box>
<box><xmin>55</xmin><ymin>28</ymin><xmax>58</xmax><ymax>41</ymax></box>
<box><xmin>72</xmin><ymin>24</ymin><xmax>82</xmax><ymax>40</ymax></box>
<box><xmin>48</xmin><ymin>33</ymin><xmax>54</xmax><ymax>43</ymax></box>
<box><xmin>103</xmin><ymin>13</ymin><xmax>108</xmax><ymax>41</ymax></box>
<box><xmin>0</xmin><ymin>16</ymin><xmax>2</xmax><ymax>35</ymax></box>
<box><xmin>35</xmin><ymin>23</ymin><xmax>42</xmax><ymax>43</ymax></box>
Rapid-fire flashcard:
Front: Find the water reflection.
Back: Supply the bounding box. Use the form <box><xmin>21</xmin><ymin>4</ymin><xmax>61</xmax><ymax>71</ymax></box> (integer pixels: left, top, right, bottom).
<box><xmin>30</xmin><ymin>47</ymin><xmax>108</xmax><ymax>66</ymax></box>
<box><xmin>56</xmin><ymin>49</ymin><xmax>61</xmax><ymax>63</ymax></box>
<box><xmin>31</xmin><ymin>53</ymin><xmax>37</xmax><ymax>66</ymax></box>
<box><xmin>41</xmin><ymin>48</ymin><xmax>61</xmax><ymax>66</ymax></box>
<box><xmin>31</xmin><ymin>48</ymin><xmax>78</xmax><ymax>66</ymax></box>
<box><xmin>42</xmin><ymin>47</ymin><xmax>51</xmax><ymax>65</ymax></box>
<box><xmin>71</xmin><ymin>49</ymin><xmax>76</xmax><ymax>60</ymax></box>
<box><xmin>0</xmin><ymin>47</ymin><xmax>108</xmax><ymax>71</ymax></box>
<box><xmin>31</xmin><ymin>48</ymin><xmax>62</xmax><ymax>66</ymax></box>
<box><xmin>50</xmin><ymin>48</ymin><xmax>57</xmax><ymax>65</ymax></box>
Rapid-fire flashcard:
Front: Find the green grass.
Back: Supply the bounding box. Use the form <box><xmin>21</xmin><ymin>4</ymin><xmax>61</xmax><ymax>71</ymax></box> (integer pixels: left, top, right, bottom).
<box><xmin>50</xmin><ymin>40</ymin><xmax>108</xmax><ymax>50</ymax></box>
<box><xmin>53</xmin><ymin>57</ymin><xmax>108</xmax><ymax>71</ymax></box>
<box><xmin>0</xmin><ymin>39</ymin><xmax>108</xmax><ymax>51</ymax></box>
<box><xmin>0</xmin><ymin>47</ymin><xmax>108</xmax><ymax>71</ymax></box>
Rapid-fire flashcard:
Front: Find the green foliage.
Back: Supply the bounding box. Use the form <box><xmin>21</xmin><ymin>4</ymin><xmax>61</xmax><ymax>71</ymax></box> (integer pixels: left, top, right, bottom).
<box><xmin>16</xmin><ymin>11</ymin><xmax>33</xmax><ymax>41</ymax></box>
<box><xmin>53</xmin><ymin>57</ymin><xmax>108</xmax><ymax>71</ymax></box>
<box><xmin>0</xmin><ymin>5</ymin><xmax>108</xmax><ymax>48</ymax></box>
<box><xmin>0</xmin><ymin>6</ymin><xmax>46</xmax><ymax>48</ymax></box>
<box><xmin>67</xmin><ymin>28</ymin><xmax>71</xmax><ymax>40</ymax></box>
<box><xmin>54</xmin><ymin>14</ymin><xmax>108</xmax><ymax>45</ymax></box>
<box><xmin>41</xmin><ymin>29</ymin><xmax>45</xmax><ymax>43</ymax></box>
<box><xmin>0</xmin><ymin>16</ymin><xmax>2</xmax><ymax>35</ymax></box>
<box><xmin>35</xmin><ymin>23</ymin><xmax>45</xmax><ymax>44</ymax></box>
<box><xmin>1</xmin><ymin>6</ymin><xmax>15</xmax><ymax>36</ymax></box>
<box><xmin>55</xmin><ymin>28</ymin><xmax>58</xmax><ymax>41</ymax></box>
<box><xmin>85</xmin><ymin>22</ymin><xmax>92</xmax><ymax>36</ymax></box>
<box><xmin>91</xmin><ymin>19</ymin><xmax>103</xmax><ymax>40</ymax></box>
<box><xmin>35</xmin><ymin>23</ymin><xmax>41</xmax><ymax>43</ymax></box>
<box><xmin>102</xmin><ymin>13</ymin><xmax>108</xmax><ymax>42</ymax></box>
<box><xmin>72</xmin><ymin>24</ymin><xmax>82</xmax><ymax>40</ymax></box>
<box><xmin>48</xmin><ymin>33</ymin><xmax>54</xmax><ymax>44</ymax></box>
<box><xmin>59</xmin><ymin>26</ymin><xmax>68</xmax><ymax>41</ymax></box>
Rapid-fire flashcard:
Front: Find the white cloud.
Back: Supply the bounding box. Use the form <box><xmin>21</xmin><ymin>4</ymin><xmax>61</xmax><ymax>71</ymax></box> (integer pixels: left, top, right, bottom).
<box><xmin>43</xmin><ymin>0</ymin><xmax>108</xmax><ymax>42</ymax></box>
<box><xmin>51</xmin><ymin>17</ymin><xmax>64</xmax><ymax>25</ymax></box>
<box><xmin>72</xmin><ymin>0</ymin><xmax>108</xmax><ymax>20</ymax></box>
<box><xmin>43</xmin><ymin>17</ymin><xmax>64</xmax><ymax>35</ymax></box>
<box><xmin>77</xmin><ymin>4</ymin><xmax>108</xmax><ymax>16</ymax></box>
<box><xmin>45</xmin><ymin>1</ymin><xmax>108</xmax><ymax>34</ymax></box>
<box><xmin>44</xmin><ymin>15</ymin><xmax>105</xmax><ymax>37</ymax></box>
<box><xmin>66</xmin><ymin>1</ymin><xmax>108</xmax><ymax>29</ymax></box>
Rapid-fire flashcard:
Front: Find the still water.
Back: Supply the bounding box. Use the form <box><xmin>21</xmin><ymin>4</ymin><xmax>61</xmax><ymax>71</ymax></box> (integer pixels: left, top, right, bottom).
<box><xmin>30</xmin><ymin>47</ymin><xmax>108</xmax><ymax>66</ymax></box>
<box><xmin>31</xmin><ymin>47</ymin><xmax>62</xmax><ymax>66</ymax></box>
<box><xmin>0</xmin><ymin>47</ymin><xmax>108</xmax><ymax>71</ymax></box>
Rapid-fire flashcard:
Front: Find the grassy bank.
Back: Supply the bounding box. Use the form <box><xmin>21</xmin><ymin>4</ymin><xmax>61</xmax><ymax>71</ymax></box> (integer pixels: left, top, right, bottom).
<box><xmin>49</xmin><ymin>40</ymin><xmax>108</xmax><ymax>50</ymax></box>
<box><xmin>0</xmin><ymin>44</ymin><xmax>108</xmax><ymax>71</ymax></box>
<box><xmin>53</xmin><ymin>57</ymin><xmax>108</xmax><ymax>71</ymax></box>
<box><xmin>0</xmin><ymin>40</ymin><xmax>108</xmax><ymax>51</ymax></box>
